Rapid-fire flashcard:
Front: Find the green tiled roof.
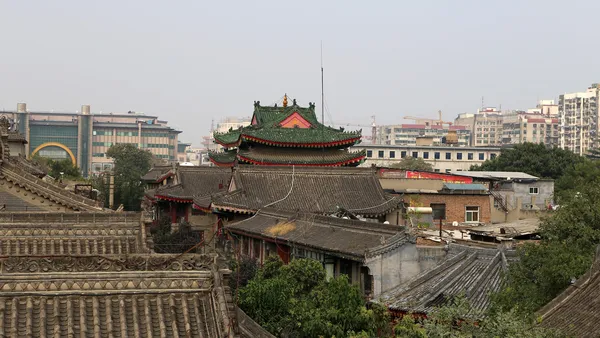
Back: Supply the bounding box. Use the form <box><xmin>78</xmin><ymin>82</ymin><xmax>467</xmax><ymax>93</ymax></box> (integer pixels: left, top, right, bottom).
<box><xmin>242</xmin><ymin>127</ymin><xmax>360</xmax><ymax>145</ymax></box>
<box><xmin>213</xmin><ymin>129</ymin><xmax>241</xmax><ymax>146</ymax></box>
<box><xmin>213</xmin><ymin>101</ymin><xmax>361</xmax><ymax>148</ymax></box>
<box><xmin>208</xmin><ymin>150</ymin><xmax>237</xmax><ymax>164</ymax></box>
<box><xmin>238</xmin><ymin>147</ymin><xmax>366</xmax><ymax>166</ymax></box>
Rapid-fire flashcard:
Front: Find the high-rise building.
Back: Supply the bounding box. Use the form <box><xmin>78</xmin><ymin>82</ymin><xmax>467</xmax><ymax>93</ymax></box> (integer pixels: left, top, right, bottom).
<box><xmin>2</xmin><ymin>103</ymin><xmax>181</xmax><ymax>176</ymax></box>
<box><xmin>375</xmin><ymin>124</ymin><xmax>470</xmax><ymax>146</ymax></box>
<box><xmin>559</xmin><ymin>84</ymin><xmax>600</xmax><ymax>155</ymax></box>
<box><xmin>455</xmin><ymin>108</ymin><xmax>503</xmax><ymax>147</ymax></box>
<box><xmin>502</xmin><ymin>111</ymin><xmax>559</xmax><ymax>146</ymax></box>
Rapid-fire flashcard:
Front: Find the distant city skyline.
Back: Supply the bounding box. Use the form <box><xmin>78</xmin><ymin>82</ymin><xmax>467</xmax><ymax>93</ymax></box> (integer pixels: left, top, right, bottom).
<box><xmin>1</xmin><ymin>0</ymin><xmax>599</xmax><ymax>145</ymax></box>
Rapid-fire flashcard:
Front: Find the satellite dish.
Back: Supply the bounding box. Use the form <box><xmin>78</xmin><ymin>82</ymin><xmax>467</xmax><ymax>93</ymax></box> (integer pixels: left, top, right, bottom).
<box><xmin>452</xmin><ymin>221</ymin><xmax>459</xmax><ymax>227</ymax></box>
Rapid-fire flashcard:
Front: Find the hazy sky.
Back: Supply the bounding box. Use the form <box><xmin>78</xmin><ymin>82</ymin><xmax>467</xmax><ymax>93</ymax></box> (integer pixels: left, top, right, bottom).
<box><xmin>1</xmin><ymin>1</ymin><xmax>599</xmax><ymax>144</ymax></box>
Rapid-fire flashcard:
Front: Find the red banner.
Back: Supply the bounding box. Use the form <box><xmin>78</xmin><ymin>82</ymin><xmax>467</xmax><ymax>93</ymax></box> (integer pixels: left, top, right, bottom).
<box><xmin>405</xmin><ymin>171</ymin><xmax>473</xmax><ymax>184</ymax></box>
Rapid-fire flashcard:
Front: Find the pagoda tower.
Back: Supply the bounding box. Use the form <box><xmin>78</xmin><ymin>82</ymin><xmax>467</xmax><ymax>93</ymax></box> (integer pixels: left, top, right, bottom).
<box><xmin>208</xmin><ymin>96</ymin><xmax>366</xmax><ymax>167</ymax></box>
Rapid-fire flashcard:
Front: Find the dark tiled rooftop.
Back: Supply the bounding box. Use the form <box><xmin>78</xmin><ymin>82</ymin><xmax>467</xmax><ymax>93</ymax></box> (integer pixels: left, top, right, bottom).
<box><xmin>376</xmin><ymin>245</ymin><xmax>515</xmax><ymax>316</ymax></box>
<box><xmin>537</xmin><ymin>247</ymin><xmax>600</xmax><ymax>337</ymax></box>
<box><xmin>213</xmin><ymin>166</ymin><xmax>400</xmax><ymax>217</ymax></box>
<box><xmin>226</xmin><ymin>208</ymin><xmax>406</xmax><ymax>261</ymax></box>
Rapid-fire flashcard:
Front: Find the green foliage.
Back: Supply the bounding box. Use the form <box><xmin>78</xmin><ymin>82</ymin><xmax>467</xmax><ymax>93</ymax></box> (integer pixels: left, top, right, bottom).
<box><xmin>554</xmin><ymin>159</ymin><xmax>600</xmax><ymax>202</ymax></box>
<box><xmin>229</xmin><ymin>255</ymin><xmax>258</xmax><ymax>295</ymax></box>
<box><xmin>492</xmin><ymin>182</ymin><xmax>600</xmax><ymax>315</ymax></box>
<box><xmin>238</xmin><ymin>257</ymin><xmax>378</xmax><ymax>337</ymax></box>
<box><xmin>32</xmin><ymin>155</ymin><xmax>82</xmax><ymax>180</ymax></box>
<box><xmin>470</xmin><ymin>142</ymin><xmax>584</xmax><ymax>180</ymax></box>
<box><xmin>150</xmin><ymin>216</ymin><xmax>204</xmax><ymax>254</ymax></box>
<box><xmin>393</xmin><ymin>296</ymin><xmax>566</xmax><ymax>338</ymax></box>
<box><xmin>105</xmin><ymin>143</ymin><xmax>153</xmax><ymax>210</ymax></box>
<box><xmin>390</xmin><ymin>156</ymin><xmax>434</xmax><ymax>171</ymax></box>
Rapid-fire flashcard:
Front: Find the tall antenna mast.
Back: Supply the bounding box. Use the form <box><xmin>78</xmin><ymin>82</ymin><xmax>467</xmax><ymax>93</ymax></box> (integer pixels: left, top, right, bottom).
<box><xmin>321</xmin><ymin>41</ymin><xmax>324</xmax><ymax>125</ymax></box>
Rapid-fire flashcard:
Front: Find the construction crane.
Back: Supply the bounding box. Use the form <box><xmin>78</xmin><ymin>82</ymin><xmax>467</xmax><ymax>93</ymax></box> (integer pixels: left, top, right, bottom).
<box><xmin>336</xmin><ymin>115</ymin><xmax>377</xmax><ymax>144</ymax></box>
<box><xmin>404</xmin><ymin>110</ymin><xmax>453</xmax><ymax>127</ymax></box>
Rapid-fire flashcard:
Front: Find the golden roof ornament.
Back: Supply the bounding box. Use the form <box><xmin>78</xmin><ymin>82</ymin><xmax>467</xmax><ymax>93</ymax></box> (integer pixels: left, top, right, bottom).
<box><xmin>283</xmin><ymin>94</ymin><xmax>288</xmax><ymax>108</ymax></box>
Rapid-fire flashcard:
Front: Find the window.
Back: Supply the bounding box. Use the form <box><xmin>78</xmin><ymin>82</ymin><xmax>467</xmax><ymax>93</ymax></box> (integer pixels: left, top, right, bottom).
<box><xmin>389</xmin><ymin>151</ymin><xmax>395</xmax><ymax>158</ymax></box>
<box><xmin>423</xmin><ymin>152</ymin><xmax>429</xmax><ymax>159</ymax></box>
<box><xmin>445</xmin><ymin>152</ymin><xmax>451</xmax><ymax>160</ymax></box>
<box><xmin>434</xmin><ymin>152</ymin><xmax>440</xmax><ymax>160</ymax></box>
<box><xmin>445</xmin><ymin>169</ymin><xmax>451</xmax><ymax>173</ymax></box>
<box><xmin>465</xmin><ymin>206</ymin><xmax>480</xmax><ymax>222</ymax></box>
<box><xmin>457</xmin><ymin>153</ymin><xmax>463</xmax><ymax>160</ymax></box>
<box><xmin>412</xmin><ymin>151</ymin><xmax>418</xmax><ymax>158</ymax></box>
<box><xmin>479</xmin><ymin>153</ymin><xmax>484</xmax><ymax>160</ymax></box>
<box><xmin>529</xmin><ymin>187</ymin><xmax>539</xmax><ymax>194</ymax></box>
<box><xmin>401</xmin><ymin>151</ymin><xmax>407</xmax><ymax>158</ymax></box>
<box><xmin>434</xmin><ymin>169</ymin><xmax>440</xmax><ymax>172</ymax></box>
<box><xmin>367</xmin><ymin>150</ymin><xmax>372</xmax><ymax>158</ymax></box>
<box><xmin>490</xmin><ymin>153</ymin><xmax>497</xmax><ymax>159</ymax></box>
<box><xmin>468</xmin><ymin>153</ymin><xmax>473</xmax><ymax>160</ymax></box>
<box><xmin>378</xmin><ymin>150</ymin><xmax>384</xmax><ymax>158</ymax></box>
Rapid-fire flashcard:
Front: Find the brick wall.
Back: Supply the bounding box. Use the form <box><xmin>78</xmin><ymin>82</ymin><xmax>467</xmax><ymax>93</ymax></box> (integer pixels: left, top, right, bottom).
<box><xmin>406</xmin><ymin>193</ymin><xmax>491</xmax><ymax>224</ymax></box>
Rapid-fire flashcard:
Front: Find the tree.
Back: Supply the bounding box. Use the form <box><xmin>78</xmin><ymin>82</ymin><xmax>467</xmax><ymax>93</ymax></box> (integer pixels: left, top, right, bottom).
<box><xmin>554</xmin><ymin>158</ymin><xmax>600</xmax><ymax>202</ymax></box>
<box><xmin>238</xmin><ymin>257</ymin><xmax>378</xmax><ymax>337</ymax></box>
<box><xmin>31</xmin><ymin>155</ymin><xmax>82</xmax><ymax>180</ymax></box>
<box><xmin>393</xmin><ymin>295</ymin><xmax>566</xmax><ymax>338</ymax></box>
<box><xmin>104</xmin><ymin>144</ymin><xmax>153</xmax><ymax>210</ymax></box>
<box><xmin>150</xmin><ymin>216</ymin><xmax>204</xmax><ymax>254</ymax></box>
<box><xmin>391</xmin><ymin>156</ymin><xmax>434</xmax><ymax>171</ymax></box>
<box><xmin>229</xmin><ymin>255</ymin><xmax>258</xmax><ymax>295</ymax></box>
<box><xmin>470</xmin><ymin>143</ymin><xmax>584</xmax><ymax>180</ymax></box>
<box><xmin>492</xmin><ymin>180</ymin><xmax>600</xmax><ymax>315</ymax></box>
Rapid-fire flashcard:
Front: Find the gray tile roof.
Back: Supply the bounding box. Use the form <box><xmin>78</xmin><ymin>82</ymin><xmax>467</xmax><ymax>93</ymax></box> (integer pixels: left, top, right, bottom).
<box><xmin>225</xmin><ymin>209</ymin><xmax>406</xmax><ymax>261</ymax></box>
<box><xmin>0</xmin><ymin>254</ymin><xmax>239</xmax><ymax>338</ymax></box>
<box><xmin>140</xmin><ymin>165</ymin><xmax>173</xmax><ymax>182</ymax></box>
<box><xmin>0</xmin><ymin>212</ymin><xmax>146</xmax><ymax>255</ymax></box>
<box><xmin>213</xmin><ymin>166</ymin><xmax>400</xmax><ymax>217</ymax></box>
<box><xmin>153</xmin><ymin>166</ymin><xmax>232</xmax><ymax>202</ymax></box>
<box><xmin>376</xmin><ymin>245</ymin><xmax>516</xmax><ymax>316</ymax></box>
<box><xmin>537</xmin><ymin>246</ymin><xmax>600</xmax><ymax>337</ymax></box>
<box><xmin>1</xmin><ymin>162</ymin><xmax>103</xmax><ymax>212</ymax></box>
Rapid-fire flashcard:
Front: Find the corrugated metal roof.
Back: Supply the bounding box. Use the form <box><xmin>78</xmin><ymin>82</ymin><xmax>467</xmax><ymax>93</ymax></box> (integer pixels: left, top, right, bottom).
<box><xmin>443</xmin><ymin>183</ymin><xmax>488</xmax><ymax>191</ymax></box>
<box><xmin>449</xmin><ymin>171</ymin><xmax>539</xmax><ymax>180</ymax></box>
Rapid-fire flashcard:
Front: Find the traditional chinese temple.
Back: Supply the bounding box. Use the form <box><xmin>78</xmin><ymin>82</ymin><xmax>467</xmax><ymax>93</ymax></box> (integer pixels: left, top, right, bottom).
<box><xmin>208</xmin><ymin>96</ymin><xmax>366</xmax><ymax>167</ymax></box>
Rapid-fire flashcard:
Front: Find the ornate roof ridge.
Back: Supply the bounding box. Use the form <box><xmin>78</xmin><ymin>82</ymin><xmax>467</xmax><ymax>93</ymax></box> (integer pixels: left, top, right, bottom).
<box><xmin>232</xmin><ymin>165</ymin><xmax>376</xmax><ymax>175</ymax></box>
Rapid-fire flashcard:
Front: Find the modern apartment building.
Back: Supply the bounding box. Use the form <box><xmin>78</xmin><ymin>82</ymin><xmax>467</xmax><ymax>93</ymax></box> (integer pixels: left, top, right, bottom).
<box><xmin>3</xmin><ymin>103</ymin><xmax>181</xmax><ymax>176</ymax></box>
<box><xmin>375</xmin><ymin>124</ymin><xmax>470</xmax><ymax>146</ymax></box>
<box><xmin>454</xmin><ymin>108</ymin><xmax>503</xmax><ymax>147</ymax></box>
<box><xmin>353</xmin><ymin>144</ymin><xmax>501</xmax><ymax>172</ymax></box>
<box><xmin>559</xmin><ymin>84</ymin><xmax>600</xmax><ymax>155</ymax></box>
<box><xmin>501</xmin><ymin>111</ymin><xmax>559</xmax><ymax>146</ymax></box>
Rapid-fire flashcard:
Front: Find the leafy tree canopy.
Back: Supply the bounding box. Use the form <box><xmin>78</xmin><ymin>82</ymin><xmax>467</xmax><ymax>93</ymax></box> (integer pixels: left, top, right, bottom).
<box><xmin>390</xmin><ymin>156</ymin><xmax>434</xmax><ymax>171</ymax></box>
<box><xmin>32</xmin><ymin>155</ymin><xmax>82</xmax><ymax>180</ymax></box>
<box><xmin>100</xmin><ymin>144</ymin><xmax>153</xmax><ymax>210</ymax></box>
<box><xmin>150</xmin><ymin>216</ymin><xmax>204</xmax><ymax>254</ymax></box>
<box><xmin>389</xmin><ymin>295</ymin><xmax>565</xmax><ymax>338</ymax></box>
<box><xmin>492</xmin><ymin>181</ymin><xmax>600</xmax><ymax>315</ymax></box>
<box><xmin>470</xmin><ymin>143</ymin><xmax>584</xmax><ymax>180</ymax></box>
<box><xmin>238</xmin><ymin>256</ymin><xmax>381</xmax><ymax>337</ymax></box>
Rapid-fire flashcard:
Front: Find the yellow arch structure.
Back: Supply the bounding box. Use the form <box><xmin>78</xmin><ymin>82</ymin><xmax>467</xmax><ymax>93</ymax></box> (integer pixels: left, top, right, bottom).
<box><xmin>31</xmin><ymin>142</ymin><xmax>77</xmax><ymax>165</ymax></box>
